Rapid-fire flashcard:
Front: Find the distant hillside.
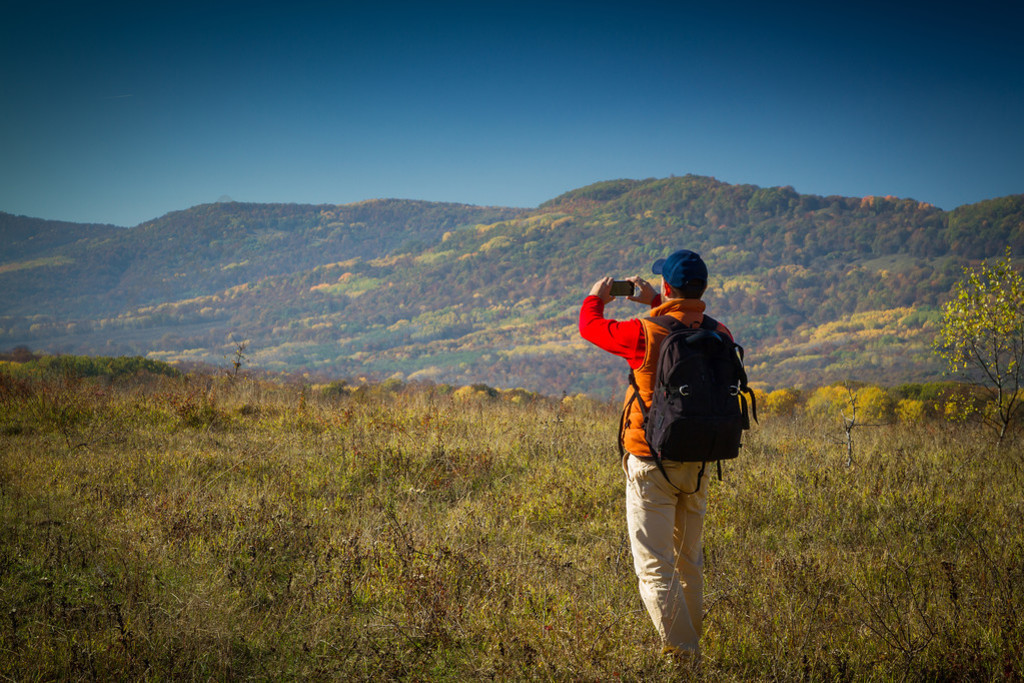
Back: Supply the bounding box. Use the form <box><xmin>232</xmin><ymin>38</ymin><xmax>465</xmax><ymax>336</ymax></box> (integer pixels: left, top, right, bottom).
<box><xmin>0</xmin><ymin>201</ymin><xmax>519</xmax><ymax>317</ymax></box>
<box><xmin>0</xmin><ymin>213</ymin><xmax>124</xmax><ymax>264</ymax></box>
<box><xmin>2</xmin><ymin>176</ymin><xmax>1022</xmax><ymax>396</ymax></box>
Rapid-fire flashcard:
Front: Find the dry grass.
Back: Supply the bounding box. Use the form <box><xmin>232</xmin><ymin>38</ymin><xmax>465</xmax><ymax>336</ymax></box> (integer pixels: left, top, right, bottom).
<box><xmin>1</xmin><ymin>369</ymin><xmax>1022</xmax><ymax>680</ymax></box>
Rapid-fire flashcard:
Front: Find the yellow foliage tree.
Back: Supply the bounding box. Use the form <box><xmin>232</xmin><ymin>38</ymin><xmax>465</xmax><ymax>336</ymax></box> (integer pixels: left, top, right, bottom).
<box><xmin>896</xmin><ymin>399</ymin><xmax>926</xmax><ymax>424</ymax></box>
<box><xmin>453</xmin><ymin>385</ymin><xmax>496</xmax><ymax>402</ymax></box>
<box><xmin>806</xmin><ymin>385</ymin><xmax>849</xmax><ymax>419</ymax></box>
<box><xmin>934</xmin><ymin>248</ymin><xmax>1024</xmax><ymax>441</ymax></box>
<box><xmin>854</xmin><ymin>386</ymin><xmax>893</xmax><ymax>423</ymax></box>
<box><xmin>763</xmin><ymin>388</ymin><xmax>799</xmax><ymax>416</ymax></box>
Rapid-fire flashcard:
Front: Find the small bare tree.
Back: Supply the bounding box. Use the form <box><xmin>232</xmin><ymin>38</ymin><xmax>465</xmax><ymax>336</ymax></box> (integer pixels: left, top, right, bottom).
<box><xmin>824</xmin><ymin>382</ymin><xmax>890</xmax><ymax>467</ymax></box>
<box><xmin>226</xmin><ymin>339</ymin><xmax>249</xmax><ymax>380</ymax></box>
<box><xmin>839</xmin><ymin>384</ymin><xmax>859</xmax><ymax>467</ymax></box>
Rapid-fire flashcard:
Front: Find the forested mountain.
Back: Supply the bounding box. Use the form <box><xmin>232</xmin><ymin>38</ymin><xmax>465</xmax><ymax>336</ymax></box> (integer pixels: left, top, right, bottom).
<box><xmin>0</xmin><ymin>213</ymin><xmax>123</xmax><ymax>264</ymax></box>
<box><xmin>0</xmin><ymin>201</ymin><xmax>519</xmax><ymax>317</ymax></box>
<box><xmin>2</xmin><ymin>176</ymin><xmax>1022</xmax><ymax>397</ymax></box>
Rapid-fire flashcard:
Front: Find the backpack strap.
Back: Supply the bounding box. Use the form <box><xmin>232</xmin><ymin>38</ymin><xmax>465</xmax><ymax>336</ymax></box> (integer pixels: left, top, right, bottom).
<box><xmin>648</xmin><ymin>313</ymin><xmax>717</xmax><ymax>333</ymax></box>
<box><xmin>618</xmin><ymin>370</ymin><xmax>643</xmax><ymax>459</ymax></box>
<box><xmin>660</xmin><ymin>456</ymin><xmax>706</xmax><ymax>494</ymax></box>
<box><xmin>728</xmin><ymin>342</ymin><xmax>758</xmax><ymax>428</ymax></box>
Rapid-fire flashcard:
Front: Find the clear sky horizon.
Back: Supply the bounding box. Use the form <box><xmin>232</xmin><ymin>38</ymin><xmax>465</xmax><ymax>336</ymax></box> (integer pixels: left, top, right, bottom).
<box><xmin>2</xmin><ymin>0</ymin><xmax>1022</xmax><ymax>227</ymax></box>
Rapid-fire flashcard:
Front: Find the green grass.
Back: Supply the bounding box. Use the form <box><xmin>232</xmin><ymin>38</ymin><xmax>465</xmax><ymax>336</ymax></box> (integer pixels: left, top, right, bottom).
<box><xmin>1</xmin><ymin>369</ymin><xmax>1021</xmax><ymax>680</ymax></box>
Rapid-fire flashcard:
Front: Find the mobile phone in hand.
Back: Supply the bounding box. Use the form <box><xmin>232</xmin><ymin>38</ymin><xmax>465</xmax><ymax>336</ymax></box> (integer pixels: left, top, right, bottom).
<box><xmin>610</xmin><ymin>280</ymin><xmax>635</xmax><ymax>297</ymax></box>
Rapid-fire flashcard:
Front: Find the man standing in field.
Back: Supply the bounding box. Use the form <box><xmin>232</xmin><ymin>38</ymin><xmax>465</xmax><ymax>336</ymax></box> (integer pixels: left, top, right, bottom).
<box><xmin>579</xmin><ymin>249</ymin><xmax>733</xmax><ymax>665</ymax></box>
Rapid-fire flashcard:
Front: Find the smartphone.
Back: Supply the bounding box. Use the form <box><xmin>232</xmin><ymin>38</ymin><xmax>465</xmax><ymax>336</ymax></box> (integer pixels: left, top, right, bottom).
<box><xmin>610</xmin><ymin>280</ymin><xmax>635</xmax><ymax>297</ymax></box>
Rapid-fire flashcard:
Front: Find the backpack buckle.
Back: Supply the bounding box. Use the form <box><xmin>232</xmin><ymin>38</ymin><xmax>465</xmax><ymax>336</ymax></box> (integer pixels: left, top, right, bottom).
<box><xmin>729</xmin><ymin>383</ymin><xmax>741</xmax><ymax>396</ymax></box>
<box><xmin>677</xmin><ymin>385</ymin><xmax>690</xmax><ymax>397</ymax></box>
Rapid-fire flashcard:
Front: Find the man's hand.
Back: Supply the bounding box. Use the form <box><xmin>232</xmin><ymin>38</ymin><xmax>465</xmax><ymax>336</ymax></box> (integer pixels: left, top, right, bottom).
<box><xmin>588</xmin><ymin>277</ymin><xmax>614</xmax><ymax>304</ymax></box>
<box><xmin>627</xmin><ymin>276</ymin><xmax>658</xmax><ymax>305</ymax></box>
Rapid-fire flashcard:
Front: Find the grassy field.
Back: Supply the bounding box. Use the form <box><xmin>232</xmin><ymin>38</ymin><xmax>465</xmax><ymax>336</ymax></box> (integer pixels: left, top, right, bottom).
<box><xmin>1</xmin><ymin>369</ymin><xmax>1022</xmax><ymax>680</ymax></box>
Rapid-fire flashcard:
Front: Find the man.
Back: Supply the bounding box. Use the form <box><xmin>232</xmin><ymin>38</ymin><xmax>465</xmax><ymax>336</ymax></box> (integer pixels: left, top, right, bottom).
<box><xmin>579</xmin><ymin>249</ymin><xmax>732</xmax><ymax>663</ymax></box>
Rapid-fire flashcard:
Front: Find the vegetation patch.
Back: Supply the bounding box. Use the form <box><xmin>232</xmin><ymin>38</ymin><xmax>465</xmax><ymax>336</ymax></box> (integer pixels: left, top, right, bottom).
<box><xmin>0</xmin><ymin>255</ymin><xmax>74</xmax><ymax>274</ymax></box>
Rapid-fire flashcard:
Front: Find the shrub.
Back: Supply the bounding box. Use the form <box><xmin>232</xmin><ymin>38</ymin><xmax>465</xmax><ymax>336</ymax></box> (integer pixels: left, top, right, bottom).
<box><xmin>896</xmin><ymin>398</ymin><xmax>926</xmax><ymax>424</ymax></box>
<box><xmin>855</xmin><ymin>385</ymin><xmax>894</xmax><ymax>423</ymax></box>
<box><xmin>805</xmin><ymin>384</ymin><xmax>849</xmax><ymax>419</ymax></box>
<box><xmin>763</xmin><ymin>388</ymin><xmax>799</xmax><ymax>416</ymax></box>
<box><xmin>453</xmin><ymin>384</ymin><xmax>496</xmax><ymax>402</ymax></box>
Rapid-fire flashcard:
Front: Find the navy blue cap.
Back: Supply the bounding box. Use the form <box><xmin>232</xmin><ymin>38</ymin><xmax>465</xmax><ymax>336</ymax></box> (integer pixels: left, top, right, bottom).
<box><xmin>652</xmin><ymin>249</ymin><xmax>708</xmax><ymax>288</ymax></box>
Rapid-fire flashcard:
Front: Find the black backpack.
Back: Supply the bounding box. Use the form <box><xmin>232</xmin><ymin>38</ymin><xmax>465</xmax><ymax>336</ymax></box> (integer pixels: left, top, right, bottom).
<box><xmin>622</xmin><ymin>314</ymin><xmax>756</xmax><ymax>492</ymax></box>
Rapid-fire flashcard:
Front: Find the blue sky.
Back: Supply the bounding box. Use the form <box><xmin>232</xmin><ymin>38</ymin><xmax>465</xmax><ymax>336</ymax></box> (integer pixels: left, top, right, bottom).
<box><xmin>2</xmin><ymin>0</ymin><xmax>1022</xmax><ymax>227</ymax></box>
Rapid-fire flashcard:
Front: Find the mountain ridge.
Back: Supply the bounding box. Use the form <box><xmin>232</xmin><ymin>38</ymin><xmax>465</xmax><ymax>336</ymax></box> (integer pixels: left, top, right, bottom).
<box><xmin>2</xmin><ymin>175</ymin><xmax>1022</xmax><ymax>396</ymax></box>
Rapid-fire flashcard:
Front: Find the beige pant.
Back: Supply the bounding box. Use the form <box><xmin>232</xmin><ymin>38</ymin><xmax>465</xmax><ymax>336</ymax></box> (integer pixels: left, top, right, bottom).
<box><xmin>624</xmin><ymin>454</ymin><xmax>708</xmax><ymax>653</ymax></box>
